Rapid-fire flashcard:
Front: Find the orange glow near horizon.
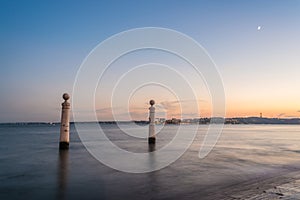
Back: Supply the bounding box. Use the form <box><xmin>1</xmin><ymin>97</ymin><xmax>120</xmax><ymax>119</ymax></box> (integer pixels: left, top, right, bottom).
<box><xmin>95</xmin><ymin>97</ymin><xmax>300</xmax><ymax>120</ymax></box>
<box><xmin>225</xmin><ymin>103</ymin><xmax>300</xmax><ymax>118</ymax></box>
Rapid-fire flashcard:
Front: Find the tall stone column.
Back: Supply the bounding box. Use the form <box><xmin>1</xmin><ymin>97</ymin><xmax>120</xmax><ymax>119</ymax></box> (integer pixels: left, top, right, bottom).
<box><xmin>59</xmin><ymin>93</ymin><xmax>70</xmax><ymax>150</ymax></box>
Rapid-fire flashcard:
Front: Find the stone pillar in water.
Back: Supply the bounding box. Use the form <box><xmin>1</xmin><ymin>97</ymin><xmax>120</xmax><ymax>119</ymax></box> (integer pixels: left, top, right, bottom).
<box><xmin>148</xmin><ymin>100</ymin><xmax>156</xmax><ymax>144</ymax></box>
<box><xmin>59</xmin><ymin>93</ymin><xmax>70</xmax><ymax>150</ymax></box>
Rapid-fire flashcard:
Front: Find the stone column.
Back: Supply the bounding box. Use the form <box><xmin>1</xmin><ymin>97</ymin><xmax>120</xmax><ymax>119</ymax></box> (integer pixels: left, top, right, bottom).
<box><xmin>59</xmin><ymin>93</ymin><xmax>70</xmax><ymax>150</ymax></box>
<box><xmin>148</xmin><ymin>100</ymin><xmax>156</xmax><ymax>144</ymax></box>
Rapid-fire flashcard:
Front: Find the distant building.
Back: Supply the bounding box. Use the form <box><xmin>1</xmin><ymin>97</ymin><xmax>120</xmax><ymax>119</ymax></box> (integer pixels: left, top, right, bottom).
<box><xmin>199</xmin><ymin>118</ymin><xmax>210</xmax><ymax>124</ymax></box>
<box><xmin>181</xmin><ymin>119</ymin><xmax>191</xmax><ymax>124</ymax></box>
<box><xmin>165</xmin><ymin>118</ymin><xmax>181</xmax><ymax>124</ymax></box>
<box><xmin>155</xmin><ymin>118</ymin><xmax>166</xmax><ymax>124</ymax></box>
<box><xmin>225</xmin><ymin>118</ymin><xmax>239</xmax><ymax>124</ymax></box>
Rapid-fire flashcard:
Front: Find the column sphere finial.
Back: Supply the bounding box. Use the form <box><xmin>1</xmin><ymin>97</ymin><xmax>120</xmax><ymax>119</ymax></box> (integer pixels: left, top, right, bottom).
<box><xmin>149</xmin><ymin>99</ymin><xmax>155</xmax><ymax>106</ymax></box>
<box><xmin>63</xmin><ymin>93</ymin><xmax>70</xmax><ymax>101</ymax></box>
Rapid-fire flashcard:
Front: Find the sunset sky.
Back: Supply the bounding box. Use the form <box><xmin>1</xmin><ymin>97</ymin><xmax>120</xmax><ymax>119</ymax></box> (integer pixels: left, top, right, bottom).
<box><xmin>1</xmin><ymin>0</ymin><xmax>300</xmax><ymax>122</ymax></box>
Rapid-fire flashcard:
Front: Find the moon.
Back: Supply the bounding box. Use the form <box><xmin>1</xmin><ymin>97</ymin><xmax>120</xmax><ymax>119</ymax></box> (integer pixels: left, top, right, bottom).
<box><xmin>257</xmin><ymin>26</ymin><xmax>261</xmax><ymax>31</ymax></box>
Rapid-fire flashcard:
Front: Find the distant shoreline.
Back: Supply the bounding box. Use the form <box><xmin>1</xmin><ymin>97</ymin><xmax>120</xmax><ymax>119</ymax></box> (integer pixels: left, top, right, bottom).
<box><xmin>1</xmin><ymin>117</ymin><xmax>300</xmax><ymax>125</ymax></box>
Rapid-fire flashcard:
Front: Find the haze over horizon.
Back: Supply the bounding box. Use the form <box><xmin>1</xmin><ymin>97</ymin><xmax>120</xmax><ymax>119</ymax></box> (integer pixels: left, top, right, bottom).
<box><xmin>1</xmin><ymin>0</ymin><xmax>300</xmax><ymax>122</ymax></box>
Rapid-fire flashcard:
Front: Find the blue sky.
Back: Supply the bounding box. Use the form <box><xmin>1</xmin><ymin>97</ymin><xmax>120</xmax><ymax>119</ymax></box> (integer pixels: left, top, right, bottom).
<box><xmin>1</xmin><ymin>0</ymin><xmax>300</xmax><ymax>122</ymax></box>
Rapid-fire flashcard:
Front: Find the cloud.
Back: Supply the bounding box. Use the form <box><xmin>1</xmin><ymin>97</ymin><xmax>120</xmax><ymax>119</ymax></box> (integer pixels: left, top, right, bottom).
<box><xmin>285</xmin><ymin>115</ymin><xmax>298</xmax><ymax>118</ymax></box>
<box><xmin>118</xmin><ymin>111</ymin><xmax>148</xmax><ymax>120</ymax></box>
<box><xmin>96</xmin><ymin>107</ymin><xmax>124</xmax><ymax>120</ymax></box>
<box><xmin>277</xmin><ymin>113</ymin><xmax>286</xmax><ymax>118</ymax></box>
<box><xmin>157</xmin><ymin>99</ymin><xmax>204</xmax><ymax>110</ymax></box>
<box><xmin>96</xmin><ymin>106</ymin><xmax>149</xmax><ymax>120</ymax></box>
<box><xmin>96</xmin><ymin>106</ymin><xmax>126</xmax><ymax>113</ymax></box>
<box><xmin>182</xmin><ymin>112</ymin><xmax>199</xmax><ymax>118</ymax></box>
<box><xmin>159</xmin><ymin>101</ymin><xmax>179</xmax><ymax>110</ymax></box>
<box><xmin>297</xmin><ymin>110</ymin><xmax>300</xmax><ymax>112</ymax></box>
<box><xmin>96</xmin><ymin>107</ymin><xmax>112</xmax><ymax>113</ymax></box>
<box><xmin>94</xmin><ymin>99</ymin><xmax>203</xmax><ymax>120</ymax></box>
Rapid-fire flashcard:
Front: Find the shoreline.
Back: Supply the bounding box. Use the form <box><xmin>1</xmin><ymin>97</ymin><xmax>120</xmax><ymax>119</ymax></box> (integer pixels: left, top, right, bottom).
<box><xmin>205</xmin><ymin>169</ymin><xmax>300</xmax><ymax>199</ymax></box>
<box><xmin>1</xmin><ymin>120</ymin><xmax>300</xmax><ymax>125</ymax></box>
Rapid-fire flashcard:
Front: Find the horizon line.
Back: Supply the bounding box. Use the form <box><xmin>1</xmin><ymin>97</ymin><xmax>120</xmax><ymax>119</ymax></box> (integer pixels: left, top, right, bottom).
<box><xmin>1</xmin><ymin>116</ymin><xmax>300</xmax><ymax>124</ymax></box>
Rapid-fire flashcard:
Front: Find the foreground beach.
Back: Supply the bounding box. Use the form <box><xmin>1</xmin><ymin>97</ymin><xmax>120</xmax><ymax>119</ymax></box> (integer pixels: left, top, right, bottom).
<box><xmin>207</xmin><ymin>170</ymin><xmax>300</xmax><ymax>199</ymax></box>
<box><xmin>0</xmin><ymin>124</ymin><xmax>300</xmax><ymax>199</ymax></box>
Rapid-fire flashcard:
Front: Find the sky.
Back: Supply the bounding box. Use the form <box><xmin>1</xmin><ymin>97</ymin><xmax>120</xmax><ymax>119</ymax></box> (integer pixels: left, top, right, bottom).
<box><xmin>0</xmin><ymin>0</ymin><xmax>300</xmax><ymax>122</ymax></box>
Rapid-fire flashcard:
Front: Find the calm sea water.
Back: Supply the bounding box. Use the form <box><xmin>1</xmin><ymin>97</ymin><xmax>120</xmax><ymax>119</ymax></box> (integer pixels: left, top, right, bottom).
<box><xmin>0</xmin><ymin>124</ymin><xmax>299</xmax><ymax>200</ymax></box>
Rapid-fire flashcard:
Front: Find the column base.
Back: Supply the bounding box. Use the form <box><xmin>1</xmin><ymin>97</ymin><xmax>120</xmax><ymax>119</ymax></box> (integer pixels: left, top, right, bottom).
<box><xmin>148</xmin><ymin>137</ymin><xmax>156</xmax><ymax>144</ymax></box>
<box><xmin>59</xmin><ymin>142</ymin><xmax>69</xmax><ymax>150</ymax></box>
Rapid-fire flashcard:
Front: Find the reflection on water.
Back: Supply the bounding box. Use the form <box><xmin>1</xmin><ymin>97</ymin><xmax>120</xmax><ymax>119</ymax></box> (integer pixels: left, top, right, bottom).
<box><xmin>148</xmin><ymin>143</ymin><xmax>156</xmax><ymax>152</ymax></box>
<box><xmin>57</xmin><ymin>150</ymin><xmax>69</xmax><ymax>200</ymax></box>
<box><xmin>1</xmin><ymin>124</ymin><xmax>300</xmax><ymax>200</ymax></box>
<box><xmin>147</xmin><ymin>143</ymin><xmax>158</xmax><ymax>199</ymax></box>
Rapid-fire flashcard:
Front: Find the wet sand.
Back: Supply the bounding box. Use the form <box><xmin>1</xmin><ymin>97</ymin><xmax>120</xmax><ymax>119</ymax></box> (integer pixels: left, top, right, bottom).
<box><xmin>205</xmin><ymin>170</ymin><xmax>300</xmax><ymax>199</ymax></box>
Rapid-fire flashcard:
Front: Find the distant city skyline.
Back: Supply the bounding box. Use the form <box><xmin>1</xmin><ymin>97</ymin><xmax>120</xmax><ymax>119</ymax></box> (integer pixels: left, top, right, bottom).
<box><xmin>1</xmin><ymin>0</ymin><xmax>300</xmax><ymax>122</ymax></box>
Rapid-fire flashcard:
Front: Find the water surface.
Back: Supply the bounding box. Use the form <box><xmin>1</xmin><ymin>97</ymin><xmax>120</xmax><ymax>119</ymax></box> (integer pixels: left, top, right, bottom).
<box><xmin>0</xmin><ymin>124</ymin><xmax>299</xmax><ymax>199</ymax></box>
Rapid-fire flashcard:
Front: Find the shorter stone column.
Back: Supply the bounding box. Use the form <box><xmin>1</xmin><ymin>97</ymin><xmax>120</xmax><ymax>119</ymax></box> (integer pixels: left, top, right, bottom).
<box><xmin>148</xmin><ymin>100</ymin><xmax>156</xmax><ymax>144</ymax></box>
